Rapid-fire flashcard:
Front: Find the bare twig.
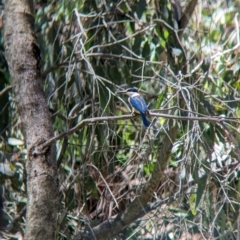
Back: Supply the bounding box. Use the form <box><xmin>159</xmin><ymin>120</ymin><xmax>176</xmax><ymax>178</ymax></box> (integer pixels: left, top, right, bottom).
<box><xmin>87</xmin><ymin>164</ymin><xmax>119</xmax><ymax>209</ymax></box>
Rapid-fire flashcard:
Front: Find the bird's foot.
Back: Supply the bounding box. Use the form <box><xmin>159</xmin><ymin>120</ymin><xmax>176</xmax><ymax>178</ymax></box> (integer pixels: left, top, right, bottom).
<box><xmin>131</xmin><ymin>112</ymin><xmax>140</xmax><ymax>116</ymax></box>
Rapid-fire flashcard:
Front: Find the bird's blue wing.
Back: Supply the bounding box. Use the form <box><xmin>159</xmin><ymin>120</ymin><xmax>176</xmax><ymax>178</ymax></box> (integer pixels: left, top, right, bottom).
<box><xmin>129</xmin><ymin>95</ymin><xmax>149</xmax><ymax>114</ymax></box>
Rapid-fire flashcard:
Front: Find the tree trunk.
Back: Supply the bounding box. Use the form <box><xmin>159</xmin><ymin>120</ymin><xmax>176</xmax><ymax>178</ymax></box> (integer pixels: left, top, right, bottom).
<box><xmin>3</xmin><ymin>0</ymin><xmax>59</xmax><ymax>239</ymax></box>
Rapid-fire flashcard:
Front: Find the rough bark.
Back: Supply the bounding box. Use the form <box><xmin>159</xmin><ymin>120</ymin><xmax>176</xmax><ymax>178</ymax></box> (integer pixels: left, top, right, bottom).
<box><xmin>3</xmin><ymin>0</ymin><xmax>59</xmax><ymax>239</ymax></box>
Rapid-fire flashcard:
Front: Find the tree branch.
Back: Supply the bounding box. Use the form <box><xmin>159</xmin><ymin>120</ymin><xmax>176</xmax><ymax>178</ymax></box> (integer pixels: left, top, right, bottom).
<box><xmin>40</xmin><ymin>112</ymin><xmax>237</xmax><ymax>151</ymax></box>
<box><xmin>76</xmin><ymin>121</ymin><xmax>177</xmax><ymax>240</ymax></box>
<box><xmin>178</xmin><ymin>0</ymin><xmax>199</xmax><ymax>38</ymax></box>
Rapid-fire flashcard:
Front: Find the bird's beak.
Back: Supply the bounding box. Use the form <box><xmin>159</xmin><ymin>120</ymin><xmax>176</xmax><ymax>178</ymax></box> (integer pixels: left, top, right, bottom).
<box><xmin>115</xmin><ymin>90</ymin><xmax>127</xmax><ymax>95</ymax></box>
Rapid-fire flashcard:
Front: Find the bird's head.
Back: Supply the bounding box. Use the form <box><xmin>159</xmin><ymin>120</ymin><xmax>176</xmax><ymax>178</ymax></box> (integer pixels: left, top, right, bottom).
<box><xmin>126</xmin><ymin>88</ymin><xmax>138</xmax><ymax>93</ymax></box>
<box><xmin>116</xmin><ymin>87</ymin><xmax>139</xmax><ymax>96</ymax></box>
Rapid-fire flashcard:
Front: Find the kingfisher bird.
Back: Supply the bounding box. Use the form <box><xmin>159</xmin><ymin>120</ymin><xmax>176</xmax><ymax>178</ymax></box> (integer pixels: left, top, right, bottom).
<box><xmin>118</xmin><ymin>87</ymin><xmax>150</xmax><ymax>127</ymax></box>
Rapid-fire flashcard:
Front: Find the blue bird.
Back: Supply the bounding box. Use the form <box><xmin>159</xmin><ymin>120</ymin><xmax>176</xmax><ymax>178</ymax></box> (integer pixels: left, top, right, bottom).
<box><xmin>118</xmin><ymin>87</ymin><xmax>150</xmax><ymax>127</ymax></box>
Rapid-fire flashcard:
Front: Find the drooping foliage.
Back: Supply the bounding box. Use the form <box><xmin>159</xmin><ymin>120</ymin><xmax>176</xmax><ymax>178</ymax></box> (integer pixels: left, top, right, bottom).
<box><xmin>0</xmin><ymin>0</ymin><xmax>240</xmax><ymax>239</ymax></box>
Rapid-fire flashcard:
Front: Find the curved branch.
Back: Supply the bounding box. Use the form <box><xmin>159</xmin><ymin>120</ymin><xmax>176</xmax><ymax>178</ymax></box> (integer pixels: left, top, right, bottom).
<box><xmin>0</xmin><ymin>85</ymin><xmax>12</xmax><ymax>98</ymax></box>
<box><xmin>77</xmin><ymin>122</ymin><xmax>177</xmax><ymax>240</ymax></box>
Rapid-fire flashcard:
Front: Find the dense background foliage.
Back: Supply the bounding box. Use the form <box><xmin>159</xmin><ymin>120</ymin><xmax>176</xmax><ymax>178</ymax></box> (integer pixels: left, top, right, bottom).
<box><xmin>0</xmin><ymin>0</ymin><xmax>240</xmax><ymax>239</ymax></box>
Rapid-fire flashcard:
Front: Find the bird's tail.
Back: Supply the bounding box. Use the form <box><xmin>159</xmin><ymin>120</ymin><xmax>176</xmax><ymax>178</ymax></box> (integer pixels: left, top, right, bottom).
<box><xmin>140</xmin><ymin>113</ymin><xmax>150</xmax><ymax>127</ymax></box>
